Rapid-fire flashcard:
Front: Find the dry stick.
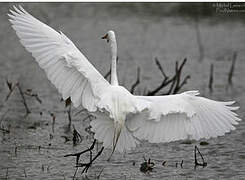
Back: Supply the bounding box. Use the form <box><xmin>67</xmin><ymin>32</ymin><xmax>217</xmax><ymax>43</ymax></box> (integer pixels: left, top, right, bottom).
<box><xmin>79</xmin><ymin>147</ymin><xmax>104</xmax><ymax>174</ymax></box>
<box><xmin>0</xmin><ymin>127</ymin><xmax>10</xmax><ymax>133</ymax></box>
<box><xmin>72</xmin><ymin>125</ymin><xmax>82</xmax><ymax>146</ymax></box>
<box><xmin>155</xmin><ymin>57</ymin><xmax>168</xmax><ymax>78</ymax></box>
<box><xmin>104</xmin><ymin>68</ymin><xmax>111</xmax><ymax>80</ymax></box>
<box><xmin>194</xmin><ymin>145</ymin><xmax>207</xmax><ymax>167</ymax></box>
<box><xmin>209</xmin><ymin>63</ymin><xmax>214</xmax><ymax>92</ymax></box>
<box><xmin>5</xmin><ymin>168</ymin><xmax>8</xmax><ymax>179</ymax></box>
<box><xmin>147</xmin><ymin>58</ymin><xmax>171</xmax><ymax>95</ymax></box>
<box><xmin>130</xmin><ymin>67</ymin><xmax>141</xmax><ymax>94</ymax></box>
<box><xmin>23</xmin><ymin>168</ymin><xmax>27</xmax><ymax>177</ymax></box>
<box><xmin>180</xmin><ymin>160</ymin><xmax>183</xmax><ymax>168</ymax></box>
<box><xmin>67</xmin><ymin>104</ymin><xmax>72</xmax><ymax>129</ymax></box>
<box><xmin>147</xmin><ymin>58</ymin><xmax>189</xmax><ymax>96</ymax></box>
<box><xmin>72</xmin><ymin>167</ymin><xmax>79</xmax><ymax>180</ymax></box>
<box><xmin>173</xmin><ymin>58</ymin><xmax>189</xmax><ymax>94</ymax></box>
<box><xmin>228</xmin><ymin>52</ymin><xmax>237</xmax><ymax>85</ymax></box>
<box><xmin>65</xmin><ymin>139</ymin><xmax>104</xmax><ymax>174</ymax></box>
<box><xmin>24</xmin><ymin>92</ymin><xmax>42</xmax><ymax>104</ymax></box>
<box><xmin>5</xmin><ymin>80</ymin><xmax>17</xmax><ymax>101</ymax></box>
<box><xmin>97</xmin><ymin>167</ymin><xmax>104</xmax><ymax>179</ymax></box>
<box><xmin>195</xmin><ymin>16</ymin><xmax>204</xmax><ymax>62</ymax></box>
<box><xmin>64</xmin><ymin>139</ymin><xmax>97</xmax><ymax>164</ymax></box>
<box><xmin>16</xmin><ymin>83</ymin><xmax>31</xmax><ymax>115</ymax></box>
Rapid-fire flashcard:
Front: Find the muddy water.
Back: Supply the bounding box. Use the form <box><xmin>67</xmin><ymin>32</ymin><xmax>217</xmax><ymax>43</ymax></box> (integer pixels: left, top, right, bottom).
<box><xmin>0</xmin><ymin>3</ymin><xmax>245</xmax><ymax>179</ymax></box>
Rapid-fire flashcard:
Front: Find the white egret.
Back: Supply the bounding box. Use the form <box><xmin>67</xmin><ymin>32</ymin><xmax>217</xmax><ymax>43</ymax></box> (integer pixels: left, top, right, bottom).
<box><xmin>9</xmin><ymin>6</ymin><xmax>241</xmax><ymax>158</ymax></box>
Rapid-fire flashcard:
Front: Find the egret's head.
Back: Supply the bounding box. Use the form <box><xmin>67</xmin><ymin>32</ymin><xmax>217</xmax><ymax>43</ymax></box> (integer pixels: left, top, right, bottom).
<box><xmin>102</xmin><ymin>30</ymin><xmax>116</xmax><ymax>43</ymax></box>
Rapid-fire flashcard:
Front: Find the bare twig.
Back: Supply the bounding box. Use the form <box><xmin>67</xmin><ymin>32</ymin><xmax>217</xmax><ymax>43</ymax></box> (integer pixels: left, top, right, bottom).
<box><xmin>23</xmin><ymin>168</ymin><xmax>27</xmax><ymax>177</ymax></box>
<box><xmin>16</xmin><ymin>83</ymin><xmax>31</xmax><ymax>115</ymax></box>
<box><xmin>65</xmin><ymin>139</ymin><xmax>104</xmax><ymax>174</ymax></box>
<box><xmin>97</xmin><ymin>167</ymin><xmax>104</xmax><ymax>179</ymax></box>
<box><xmin>67</xmin><ymin>104</ymin><xmax>72</xmax><ymax>129</ymax></box>
<box><xmin>194</xmin><ymin>16</ymin><xmax>204</xmax><ymax>62</ymax></box>
<box><xmin>24</xmin><ymin>91</ymin><xmax>42</xmax><ymax>104</ymax></box>
<box><xmin>0</xmin><ymin>127</ymin><xmax>10</xmax><ymax>133</ymax></box>
<box><xmin>64</xmin><ymin>139</ymin><xmax>97</xmax><ymax>164</ymax></box>
<box><xmin>147</xmin><ymin>58</ymin><xmax>189</xmax><ymax>96</ymax></box>
<box><xmin>194</xmin><ymin>145</ymin><xmax>207</xmax><ymax>168</ymax></box>
<box><xmin>130</xmin><ymin>67</ymin><xmax>141</xmax><ymax>94</ymax></box>
<box><xmin>72</xmin><ymin>167</ymin><xmax>79</xmax><ymax>180</ymax></box>
<box><xmin>173</xmin><ymin>58</ymin><xmax>189</xmax><ymax>94</ymax></box>
<box><xmin>77</xmin><ymin>147</ymin><xmax>104</xmax><ymax>174</ymax></box>
<box><xmin>104</xmin><ymin>69</ymin><xmax>111</xmax><ymax>80</ymax></box>
<box><xmin>209</xmin><ymin>63</ymin><xmax>214</xmax><ymax>92</ymax></box>
<box><xmin>155</xmin><ymin>57</ymin><xmax>168</xmax><ymax>78</ymax></box>
<box><xmin>5</xmin><ymin>80</ymin><xmax>17</xmax><ymax>101</ymax></box>
<box><xmin>5</xmin><ymin>168</ymin><xmax>8</xmax><ymax>179</ymax></box>
<box><xmin>72</xmin><ymin>125</ymin><xmax>82</xmax><ymax>146</ymax></box>
<box><xmin>228</xmin><ymin>51</ymin><xmax>237</xmax><ymax>85</ymax></box>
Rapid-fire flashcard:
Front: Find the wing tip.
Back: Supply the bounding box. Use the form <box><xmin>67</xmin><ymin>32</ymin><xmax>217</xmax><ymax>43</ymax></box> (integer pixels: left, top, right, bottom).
<box><xmin>183</xmin><ymin>90</ymin><xmax>200</xmax><ymax>96</ymax></box>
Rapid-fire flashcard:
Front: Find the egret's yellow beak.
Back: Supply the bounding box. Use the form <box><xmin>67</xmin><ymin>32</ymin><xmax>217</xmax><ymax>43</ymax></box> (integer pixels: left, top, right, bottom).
<box><xmin>101</xmin><ymin>33</ymin><xmax>109</xmax><ymax>43</ymax></box>
<box><xmin>107</xmin><ymin>121</ymin><xmax>123</xmax><ymax>161</ymax></box>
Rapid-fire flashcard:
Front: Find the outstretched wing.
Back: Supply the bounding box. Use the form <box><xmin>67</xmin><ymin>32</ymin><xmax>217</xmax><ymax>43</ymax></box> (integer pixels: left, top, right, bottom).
<box><xmin>9</xmin><ymin>6</ymin><xmax>110</xmax><ymax>111</ymax></box>
<box><xmin>127</xmin><ymin>91</ymin><xmax>241</xmax><ymax>143</ymax></box>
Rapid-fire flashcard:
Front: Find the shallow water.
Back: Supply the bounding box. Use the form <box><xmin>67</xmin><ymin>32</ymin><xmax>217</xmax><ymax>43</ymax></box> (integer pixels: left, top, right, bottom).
<box><xmin>0</xmin><ymin>3</ymin><xmax>245</xmax><ymax>179</ymax></box>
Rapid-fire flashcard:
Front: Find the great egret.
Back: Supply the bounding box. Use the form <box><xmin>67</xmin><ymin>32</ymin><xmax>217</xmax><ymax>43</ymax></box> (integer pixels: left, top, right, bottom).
<box><xmin>9</xmin><ymin>6</ymin><xmax>241</xmax><ymax>158</ymax></box>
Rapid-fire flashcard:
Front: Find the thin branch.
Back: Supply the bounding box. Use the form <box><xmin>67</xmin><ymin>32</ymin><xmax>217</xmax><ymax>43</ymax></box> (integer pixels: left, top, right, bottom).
<box><xmin>104</xmin><ymin>69</ymin><xmax>111</xmax><ymax>80</ymax></box>
<box><xmin>228</xmin><ymin>51</ymin><xmax>237</xmax><ymax>85</ymax></box>
<box><xmin>65</xmin><ymin>139</ymin><xmax>104</xmax><ymax>174</ymax></box>
<box><xmin>195</xmin><ymin>16</ymin><xmax>204</xmax><ymax>62</ymax></box>
<box><xmin>64</xmin><ymin>139</ymin><xmax>97</xmax><ymax>164</ymax></box>
<box><xmin>147</xmin><ymin>58</ymin><xmax>189</xmax><ymax>96</ymax></box>
<box><xmin>208</xmin><ymin>63</ymin><xmax>214</xmax><ymax>92</ymax></box>
<box><xmin>5</xmin><ymin>80</ymin><xmax>17</xmax><ymax>101</ymax></box>
<box><xmin>16</xmin><ymin>83</ymin><xmax>31</xmax><ymax>115</ymax></box>
<box><xmin>67</xmin><ymin>104</ymin><xmax>72</xmax><ymax>128</ymax></box>
<box><xmin>72</xmin><ymin>125</ymin><xmax>82</xmax><ymax>146</ymax></box>
<box><xmin>173</xmin><ymin>58</ymin><xmax>188</xmax><ymax>94</ymax></box>
<box><xmin>130</xmin><ymin>67</ymin><xmax>141</xmax><ymax>94</ymax></box>
<box><xmin>194</xmin><ymin>145</ymin><xmax>207</xmax><ymax>168</ymax></box>
<box><xmin>24</xmin><ymin>90</ymin><xmax>42</xmax><ymax>104</ymax></box>
<box><xmin>155</xmin><ymin>57</ymin><xmax>168</xmax><ymax>78</ymax></box>
<box><xmin>0</xmin><ymin>127</ymin><xmax>10</xmax><ymax>133</ymax></box>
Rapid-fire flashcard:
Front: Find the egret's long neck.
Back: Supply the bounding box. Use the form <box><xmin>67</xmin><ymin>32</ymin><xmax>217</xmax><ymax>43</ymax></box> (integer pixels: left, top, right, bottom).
<box><xmin>110</xmin><ymin>38</ymin><xmax>118</xmax><ymax>86</ymax></box>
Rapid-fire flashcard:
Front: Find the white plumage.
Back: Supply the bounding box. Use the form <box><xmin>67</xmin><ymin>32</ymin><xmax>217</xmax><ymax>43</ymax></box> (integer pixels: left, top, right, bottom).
<box><xmin>9</xmin><ymin>6</ymin><xmax>241</xmax><ymax>157</ymax></box>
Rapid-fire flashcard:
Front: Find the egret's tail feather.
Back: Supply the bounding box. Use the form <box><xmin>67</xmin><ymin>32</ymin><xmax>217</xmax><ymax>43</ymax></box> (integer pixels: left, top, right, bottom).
<box><xmin>90</xmin><ymin>112</ymin><xmax>139</xmax><ymax>158</ymax></box>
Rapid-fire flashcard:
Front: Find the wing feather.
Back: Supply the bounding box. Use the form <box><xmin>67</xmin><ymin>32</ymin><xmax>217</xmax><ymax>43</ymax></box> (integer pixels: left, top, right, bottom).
<box><xmin>128</xmin><ymin>91</ymin><xmax>241</xmax><ymax>143</ymax></box>
<box><xmin>9</xmin><ymin>6</ymin><xmax>110</xmax><ymax>110</ymax></box>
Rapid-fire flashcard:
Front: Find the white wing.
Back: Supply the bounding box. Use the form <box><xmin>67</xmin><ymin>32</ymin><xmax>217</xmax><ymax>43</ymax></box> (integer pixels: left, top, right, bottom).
<box><xmin>9</xmin><ymin>6</ymin><xmax>110</xmax><ymax>111</ymax></box>
<box><xmin>127</xmin><ymin>91</ymin><xmax>241</xmax><ymax>143</ymax></box>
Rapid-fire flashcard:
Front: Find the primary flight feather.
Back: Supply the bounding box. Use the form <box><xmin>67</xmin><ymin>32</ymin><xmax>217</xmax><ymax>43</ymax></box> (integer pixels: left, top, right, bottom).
<box><xmin>9</xmin><ymin>6</ymin><xmax>241</xmax><ymax>158</ymax></box>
